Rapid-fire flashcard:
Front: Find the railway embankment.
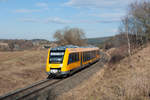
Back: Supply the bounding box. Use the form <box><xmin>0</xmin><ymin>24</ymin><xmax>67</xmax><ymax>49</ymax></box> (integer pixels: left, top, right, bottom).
<box><xmin>56</xmin><ymin>45</ymin><xmax>150</xmax><ymax>100</ymax></box>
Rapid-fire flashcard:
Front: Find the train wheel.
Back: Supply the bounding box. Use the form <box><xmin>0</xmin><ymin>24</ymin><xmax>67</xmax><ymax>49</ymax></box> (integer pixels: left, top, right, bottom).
<box><xmin>47</xmin><ymin>74</ymin><xmax>53</xmax><ymax>79</ymax></box>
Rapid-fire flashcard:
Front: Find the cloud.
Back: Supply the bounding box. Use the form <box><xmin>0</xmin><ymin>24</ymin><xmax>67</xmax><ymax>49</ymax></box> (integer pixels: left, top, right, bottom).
<box><xmin>14</xmin><ymin>9</ymin><xmax>41</xmax><ymax>13</ymax></box>
<box><xmin>79</xmin><ymin>19</ymin><xmax>120</xmax><ymax>24</ymax></box>
<box><xmin>14</xmin><ymin>3</ymin><xmax>48</xmax><ymax>13</ymax></box>
<box><xmin>64</xmin><ymin>0</ymin><xmax>136</xmax><ymax>8</ymax></box>
<box><xmin>20</xmin><ymin>17</ymin><xmax>71</xmax><ymax>24</ymax></box>
<box><xmin>20</xmin><ymin>16</ymin><xmax>121</xmax><ymax>25</ymax></box>
<box><xmin>93</xmin><ymin>13</ymin><xmax>125</xmax><ymax>18</ymax></box>
<box><xmin>63</xmin><ymin>0</ymin><xmax>139</xmax><ymax>24</ymax></box>
<box><xmin>112</xmin><ymin>29</ymin><xmax>118</xmax><ymax>33</ymax></box>
<box><xmin>96</xmin><ymin>20</ymin><xmax>120</xmax><ymax>23</ymax></box>
<box><xmin>21</xmin><ymin>18</ymin><xmax>40</xmax><ymax>23</ymax></box>
<box><xmin>45</xmin><ymin>17</ymin><xmax>71</xmax><ymax>24</ymax></box>
<box><xmin>0</xmin><ymin>0</ymin><xmax>7</xmax><ymax>2</ymax></box>
<box><xmin>36</xmin><ymin>2</ymin><xmax>48</xmax><ymax>7</ymax></box>
<box><xmin>91</xmin><ymin>12</ymin><xmax>125</xmax><ymax>23</ymax></box>
<box><xmin>36</xmin><ymin>2</ymin><xmax>48</xmax><ymax>9</ymax></box>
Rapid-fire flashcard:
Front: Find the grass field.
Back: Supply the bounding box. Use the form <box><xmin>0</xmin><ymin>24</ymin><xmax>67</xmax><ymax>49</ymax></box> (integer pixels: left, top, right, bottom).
<box><xmin>0</xmin><ymin>50</ymin><xmax>48</xmax><ymax>95</ymax></box>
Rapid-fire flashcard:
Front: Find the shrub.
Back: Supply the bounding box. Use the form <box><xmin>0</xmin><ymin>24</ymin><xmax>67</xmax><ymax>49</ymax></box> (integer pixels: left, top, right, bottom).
<box><xmin>53</xmin><ymin>27</ymin><xmax>87</xmax><ymax>46</ymax></box>
<box><xmin>109</xmin><ymin>46</ymin><xmax>128</xmax><ymax>64</ymax></box>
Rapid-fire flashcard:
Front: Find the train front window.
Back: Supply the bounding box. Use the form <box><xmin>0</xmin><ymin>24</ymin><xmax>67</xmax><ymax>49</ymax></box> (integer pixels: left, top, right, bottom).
<box><xmin>49</xmin><ymin>50</ymin><xmax>65</xmax><ymax>63</ymax></box>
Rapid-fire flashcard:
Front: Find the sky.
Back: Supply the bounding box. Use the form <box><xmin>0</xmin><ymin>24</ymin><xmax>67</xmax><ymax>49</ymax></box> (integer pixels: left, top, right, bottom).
<box><xmin>0</xmin><ymin>0</ymin><xmax>139</xmax><ymax>40</ymax></box>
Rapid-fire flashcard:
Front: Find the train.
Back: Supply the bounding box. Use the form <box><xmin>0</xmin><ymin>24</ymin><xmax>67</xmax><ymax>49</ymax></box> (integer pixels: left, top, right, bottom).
<box><xmin>46</xmin><ymin>45</ymin><xmax>100</xmax><ymax>78</ymax></box>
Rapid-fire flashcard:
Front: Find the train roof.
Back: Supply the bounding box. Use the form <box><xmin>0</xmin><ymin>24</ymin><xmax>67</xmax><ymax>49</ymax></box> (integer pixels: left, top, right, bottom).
<box><xmin>50</xmin><ymin>45</ymin><xmax>78</xmax><ymax>51</ymax></box>
<box><xmin>50</xmin><ymin>45</ymin><xmax>99</xmax><ymax>52</ymax></box>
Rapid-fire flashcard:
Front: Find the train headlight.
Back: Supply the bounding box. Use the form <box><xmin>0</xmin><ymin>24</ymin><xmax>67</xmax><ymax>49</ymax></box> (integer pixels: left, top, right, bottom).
<box><xmin>50</xmin><ymin>69</ymin><xmax>58</xmax><ymax>73</ymax></box>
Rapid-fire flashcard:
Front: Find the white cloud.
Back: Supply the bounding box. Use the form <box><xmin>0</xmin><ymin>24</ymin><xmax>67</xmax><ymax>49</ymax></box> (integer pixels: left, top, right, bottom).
<box><xmin>45</xmin><ymin>17</ymin><xmax>71</xmax><ymax>24</ymax></box>
<box><xmin>21</xmin><ymin>18</ymin><xmax>39</xmax><ymax>23</ymax></box>
<box><xmin>36</xmin><ymin>2</ymin><xmax>48</xmax><ymax>7</ymax></box>
<box><xmin>14</xmin><ymin>9</ymin><xmax>41</xmax><ymax>13</ymax></box>
<box><xmin>93</xmin><ymin>13</ymin><xmax>124</xmax><ymax>18</ymax></box>
<box><xmin>14</xmin><ymin>3</ymin><xmax>48</xmax><ymax>13</ymax></box>
<box><xmin>96</xmin><ymin>19</ymin><xmax>120</xmax><ymax>23</ymax></box>
<box><xmin>64</xmin><ymin>0</ymin><xmax>136</xmax><ymax>8</ymax></box>
<box><xmin>91</xmin><ymin>12</ymin><xmax>125</xmax><ymax>23</ymax></box>
<box><xmin>63</xmin><ymin>0</ymin><xmax>136</xmax><ymax>24</ymax></box>
<box><xmin>36</xmin><ymin>2</ymin><xmax>48</xmax><ymax>9</ymax></box>
<box><xmin>20</xmin><ymin>17</ymin><xmax>71</xmax><ymax>24</ymax></box>
<box><xmin>0</xmin><ymin>0</ymin><xmax>7</xmax><ymax>2</ymax></box>
<box><xmin>20</xmin><ymin>16</ymin><xmax>121</xmax><ymax>24</ymax></box>
<box><xmin>112</xmin><ymin>29</ymin><xmax>118</xmax><ymax>33</ymax></box>
<box><xmin>78</xmin><ymin>19</ymin><xmax>119</xmax><ymax>24</ymax></box>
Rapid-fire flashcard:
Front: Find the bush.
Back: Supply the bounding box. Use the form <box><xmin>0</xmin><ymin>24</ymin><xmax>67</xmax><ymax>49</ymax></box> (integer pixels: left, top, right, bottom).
<box><xmin>53</xmin><ymin>27</ymin><xmax>87</xmax><ymax>46</ymax></box>
<box><xmin>109</xmin><ymin>46</ymin><xmax>129</xmax><ymax>64</ymax></box>
<box><xmin>104</xmin><ymin>42</ymin><xmax>114</xmax><ymax>50</ymax></box>
<box><xmin>109</xmin><ymin>54</ymin><xmax>124</xmax><ymax>64</ymax></box>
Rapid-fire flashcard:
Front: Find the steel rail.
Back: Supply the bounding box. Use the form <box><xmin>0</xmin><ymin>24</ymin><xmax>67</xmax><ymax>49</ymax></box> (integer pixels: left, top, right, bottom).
<box><xmin>0</xmin><ymin>78</ymin><xmax>62</xmax><ymax>100</ymax></box>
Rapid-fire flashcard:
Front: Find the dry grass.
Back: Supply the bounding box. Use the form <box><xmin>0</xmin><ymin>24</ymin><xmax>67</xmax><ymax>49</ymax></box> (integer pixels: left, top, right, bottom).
<box><xmin>57</xmin><ymin>45</ymin><xmax>150</xmax><ymax>100</ymax></box>
<box><xmin>0</xmin><ymin>50</ymin><xmax>48</xmax><ymax>96</ymax></box>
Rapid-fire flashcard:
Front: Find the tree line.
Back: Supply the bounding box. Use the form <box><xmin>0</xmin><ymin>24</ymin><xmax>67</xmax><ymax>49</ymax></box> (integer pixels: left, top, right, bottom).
<box><xmin>118</xmin><ymin>0</ymin><xmax>150</xmax><ymax>55</ymax></box>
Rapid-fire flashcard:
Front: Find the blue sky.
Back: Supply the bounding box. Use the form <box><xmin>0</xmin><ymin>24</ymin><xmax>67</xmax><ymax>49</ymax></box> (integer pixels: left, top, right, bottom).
<box><xmin>0</xmin><ymin>0</ymin><xmax>138</xmax><ymax>40</ymax></box>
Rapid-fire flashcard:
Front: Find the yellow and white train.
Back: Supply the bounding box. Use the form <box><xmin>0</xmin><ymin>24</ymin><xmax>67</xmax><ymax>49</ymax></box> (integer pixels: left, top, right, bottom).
<box><xmin>46</xmin><ymin>45</ymin><xmax>100</xmax><ymax>77</ymax></box>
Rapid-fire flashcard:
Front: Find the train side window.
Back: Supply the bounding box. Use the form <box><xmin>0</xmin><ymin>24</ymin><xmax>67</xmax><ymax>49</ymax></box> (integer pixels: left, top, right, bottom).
<box><xmin>83</xmin><ymin>51</ymin><xmax>89</xmax><ymax>62</ymax></box>
<box><xmin>68</xmin><ymin>53</ymin><xmax>79</xmax><ymax>64</ymax></box>
<box><xmin>82</xmin><ymin>50</ymin><xmax>98</xmax><ymax>62</ymax></box>
<box><xmin>76</xmin><ymin>53</ymin><xmax>79</xmax><ymax>61</ymax></box>
<box><xmin>97</xmin><ymin>50</ymin><xmax>99</xmax><ymax>55</ymax></box>
<box><xmin>68</xmin><ymin>54</ymin><xmax>73</xmax><ymax>64</ymax></box>
<box><xmin>83</xmin><ymin>52</ymin><xmax>85</xmax><ymax>62</ymax></box>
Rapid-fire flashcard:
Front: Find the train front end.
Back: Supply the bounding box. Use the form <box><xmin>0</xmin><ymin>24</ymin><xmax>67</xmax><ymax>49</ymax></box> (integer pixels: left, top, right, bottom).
<box><xmin>46</xmin><ymin>47</ymin><xmax>69</xmax><ymax>77</ymax></box>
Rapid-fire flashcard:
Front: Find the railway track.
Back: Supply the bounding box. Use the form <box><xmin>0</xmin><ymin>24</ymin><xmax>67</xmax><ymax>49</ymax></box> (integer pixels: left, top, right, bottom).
<box><xmin>0</xmin><ymin>78</ymin><xmax>62</xmax><ymax>100</ymax></box>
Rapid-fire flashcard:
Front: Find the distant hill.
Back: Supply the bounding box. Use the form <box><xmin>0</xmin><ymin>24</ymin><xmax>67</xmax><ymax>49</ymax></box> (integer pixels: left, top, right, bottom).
<box><xmin>0</xmin><ymin>39</ymin><xmax>51</xmax><ymax>51</ymax></box>
<box><xmin>0</xmin><ymin>37</ymin><xmax>112</xmax><ymax>50</ymax></box>
<box><xmin>86</xmin><ymin>37</ymin><xmax>112</xmax><ymax>46</ymax></box>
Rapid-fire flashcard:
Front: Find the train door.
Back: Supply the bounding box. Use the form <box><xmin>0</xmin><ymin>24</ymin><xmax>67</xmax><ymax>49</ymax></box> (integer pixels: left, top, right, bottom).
<box><xmin>80</xmin><ymin>52</ymin><xmax>83</xmax><ymax>66</ymax></box>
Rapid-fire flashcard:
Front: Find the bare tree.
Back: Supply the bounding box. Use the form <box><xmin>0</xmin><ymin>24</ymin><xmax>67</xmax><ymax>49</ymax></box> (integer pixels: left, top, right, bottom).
<box><xmin>124</xmin><ymin>16</ymin><xmax>131</xmax><ymax>56</ymax></box>
<box><xmin>118</xmin><ymin>0</ymin><xmax>150</xmax><ymax>54</ymax></box>
<box><xmin>53</xmin><ymin>27</ymin><xmax>87</xmax><ymax>46</ymax></box>
<box><xmin>130</xmin><ymin>1</ymin><xmax>150</xmax><ymax>41</ymax></box>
